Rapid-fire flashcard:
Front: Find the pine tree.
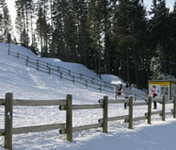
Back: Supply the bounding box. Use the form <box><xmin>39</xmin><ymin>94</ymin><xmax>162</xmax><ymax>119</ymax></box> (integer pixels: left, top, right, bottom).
<box><xmin>86</xmin><ymin>0</ymin><xmax>104</xmax><ymax>76</ymax></box>
<box><xmin>74</xmin><ymin>0</ymin><xmax>90</xmax><ymax>66</ymax></box>
<box><xmin>50</xmin><ymin>0</ymin><xmax>65</xmax><ymax>58</ymax></box>
<box><xmin>0</xmin><ymin>0</ymin><xmax>12</xmax><ymax>43</ymax></box>
<box><xmin>15</xmin><ymin>0</ymin><xmax>30</xmax><ymax>47</ymax></box>
<box><xmin>166</xmin><ymin>1</ymin><xmax>176</xmax><ymax>76</ymax></box>
<box><xmin>99</xmin><ymin>0</ymin><xmax>115</xmax><ymax>74</ymax></box>
<box><xmin>149</xmin><ymin>0</ymin><xmax>170</xmax><ymax>75</ymax></box>
<box><xmin>114</xmin><ymin>0</ymin><xmax>131</xmax><ymax>82</ymax></box>
<box><xmin>36</xmin><ymin>3</ymin><xmax>51</xmax><ymax>57</ymax></box>
<box><xmin>114</xmin><ymin>0</ymin><xmax>148</xmax><ymax>87</ymax></box>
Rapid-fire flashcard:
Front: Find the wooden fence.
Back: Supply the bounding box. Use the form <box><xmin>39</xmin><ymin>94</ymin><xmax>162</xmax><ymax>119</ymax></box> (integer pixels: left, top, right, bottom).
<box><xmin>0</xmin><ymin>93</ymin><xmax>176</xmax><ymax>150</ymax></box>
<box><xmin>0</xmin><ymin>93</ymin><xmax>66</xmax><ymax>150</ymax></box>
<box><xmin>7</xmin><ymin>49</ymin><xmax>116</xmax><ymax>94</ymax></box>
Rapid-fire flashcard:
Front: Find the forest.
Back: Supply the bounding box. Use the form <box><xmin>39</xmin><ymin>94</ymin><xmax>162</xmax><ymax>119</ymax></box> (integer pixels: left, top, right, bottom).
<box><xmin>0</xmin><ymin>0</ymin><xmax>176</xmax><ymax>88</ymax></box>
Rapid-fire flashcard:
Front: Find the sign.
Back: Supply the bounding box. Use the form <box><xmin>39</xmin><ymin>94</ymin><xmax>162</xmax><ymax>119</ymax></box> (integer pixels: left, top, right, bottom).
<box><xmin>149</xmin><ymin>84</ymin><xmax>160</xmax><ymax>97</ymax></box>
<box><xmin>148</xmin><ymin>81</ymin><xmax>169</xmax><ymax>86</ymax></box>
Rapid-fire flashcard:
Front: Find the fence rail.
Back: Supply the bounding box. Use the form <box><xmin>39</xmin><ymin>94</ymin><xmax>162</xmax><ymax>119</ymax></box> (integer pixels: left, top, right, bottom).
<box><xmin>0</xmin><ymin>93</ymin><xmax>176</xmax><ymax>150</ymax></box>
<box><xmin>0</xmin><ymin>99</ymin><xmax>3</xmax><ymax>105</ymax></box>
<box><xmin>99</xmin><ymin>99</ymin><xmax>128</xmax><ymax>104</ymax></box>
<box><xmin>99</xmin><ymin>115</ymin><xmax>128</xmax><ymax>123</ymax></box>
<box><xmin>13</xmin><ymin>99</ymin><xmax>66</xmax><ymax>106</ymax></box>
<box><xmin>12</xmin><ymin>123</ymin><xmax>65</xmax><ymax>135</ymax></box>
<box><xmin>0</xmin><ymin>129</ymin><xmax>3</xmax><ymax>136</ymax></box>
<box><xmin>60</xmin><ymin>123</ymin><xmax>102</xmax><ymax>134</ymax></box>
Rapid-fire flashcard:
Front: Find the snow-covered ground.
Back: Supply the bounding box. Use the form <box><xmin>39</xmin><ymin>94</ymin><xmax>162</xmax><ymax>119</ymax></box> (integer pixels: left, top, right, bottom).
<box><xmin>0</xmin><ymin>43</ymin><xmax>176</xmax><ymax>150</ymax></box>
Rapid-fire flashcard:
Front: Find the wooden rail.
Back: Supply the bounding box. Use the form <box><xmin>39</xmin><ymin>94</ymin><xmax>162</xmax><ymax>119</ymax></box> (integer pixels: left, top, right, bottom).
<box><xmin>150</xmin><ymin>110</ymin><xmax>162</xmax><ymax>115</ymax></box>
<box><xmin>12</xmin><ymin>123</ymin><xmax>65</xmax><ymax>134</ymax></box>
<box><xmin>99</xmin><ymin>115</ymin><xmax>128</xmax><ymax>123</ymax></box>
<box><xmin>60</xmin><ymin>123</ymin><xmax>102</xmax><ymax>134</ymax></box>
<box><xmin>133</xmin><ymin>102</ymin><xmax>147</xmax><ymax>106</ymax></box>
<box><xmin>73</xmin><ymin>123</ymin><xmax>102</xmax><ymax>132</ymax></box>
<box><xmin>0</xmin><ymin>129</ymin><xmax>4</xmax><ymax>136</ymax></box>
<box><xmin>0</xmin><ymin>99</ymin><xmax>4</xmax><ymax>105</ymax></box>
<box><xmin>133</xmin><ymin>116</ymin><xmax>147</xmax><ymax>122</ymax></box>
<box><xmin>72</xmin><ymin>104</ymin><xmax>103</xmax><ymax>110</ymax></box>
<box><xmin>99</xmin><ymin>99</ymin><xmax>128</xmax><ymax>104</ymax></box>
<box><xmin>60</xmin><ymin>104</ymin><xmax>103</xmax><ymax>110</ymax></box>
<box><xmin>163</xmin><ymin>111</ymin><xmax>173</xmax><ymax>116</ymax></box>
<box><xmin>13</xmin><ymin>99</ymin><xmax>66</xmax><ymax>106</ymax></box>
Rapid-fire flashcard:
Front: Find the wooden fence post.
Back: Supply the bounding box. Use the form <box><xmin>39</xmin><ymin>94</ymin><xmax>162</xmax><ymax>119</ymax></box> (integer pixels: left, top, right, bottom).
<box><xmin>48</xmin><ymin>68</ymin><xmax>51</xmax><ymax>75</ymax></box>
<box><xmin>91</xmin><ymin>78</ymin><xmax>94</xmax><ymax>84</ymax></box>
<box><xmin>8</xmin><ymin>45</ymin><xmax>10</xmax><ymax>55</ymax></box>
<box><xmin>16</xmin><ymin>53</ymin><xmax>19</xmax><ymax>58</ymax></box>
<box><xmin>57</xmin><ymin>66</ymin><xmax>60</xmax><ymax>72</ymax></box>
<box><xmin>60</xmin><ymin>72</ymin><xmax>62</xmax><ymax>79</ymax></box>
<box><xmin>80</xmin><ymin>74</ymin><xmax>82</xmax><ymax>80</ymax></box>
<box><xmin>72</xmin><ymin>76</ymin><xmax>75</xmax><ymax>83</ymax></box>
<box><xmin>36</xmin><ymin>60</ymin><xmax>39</xmax><ymax>70</ymax></box>
<box><xmin>147</xmin><ymin>96</ymin><xmax>152</xmax><ymax>124</ymax></box>
<box><xmin>85</xmin><ymin>80</ymin><xmax>88</xmax><ymax>88</ymax></box>
<box><xmin>134</xmin><ymin>93</ymin><xmax>137</xmax><ymax>101</ymax></box>
<box><xmin>102</xmin><ymin>96</ymin><xmax>108</xmax><ymax>133</ymax></box>
<box><xmin>128</xmin><ymin>96</ymin><xmax>133</xmax><ymax>129</ymax></box>
<box><xmin>66</xmin><ymin>94</ymin><xmax>72</xmax><ymax>142</ymax></box>
<box><xmin>4</xmin><ymin>93</ymin><xmax>13</xmax><ymax>150</ymax></box>
<box><xmin>173</xmin><ymin>95</ymin><xmax>176</xmax><ymax>118</ymax></box>
<box><xmin>162</xmin><ymin>95</ymin><xmax>165</xmax><ymax>121</ymax></box>
<box><xmin>26</xmin><ymin>56</ymin><xmax>29</xmax><ymax>67</ymax></box>
<box><xmin>99</xmin><ymin>85</ymin><xmax>102</xmax><ymax>92</ymax></box>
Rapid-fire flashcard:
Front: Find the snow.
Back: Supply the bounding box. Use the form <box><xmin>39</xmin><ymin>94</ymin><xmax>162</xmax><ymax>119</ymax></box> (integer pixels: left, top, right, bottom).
<box><xmin>0</xmin><ymin>43</ymin><xmax>176</xmax><ymax>150</ymax></box>
<box><xmin>101</xmin><ymin>74</ymin><xmax>124</xmax><ymax>85</ymax></box>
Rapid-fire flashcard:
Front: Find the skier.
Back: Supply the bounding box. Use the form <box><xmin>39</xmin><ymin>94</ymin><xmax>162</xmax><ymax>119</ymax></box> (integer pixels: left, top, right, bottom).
<box><xmin>114</xmin><ymin>84</ymin><xmax>123</xmax><ymax>99</ymax></box>
<box><xmin>151</xmin><ymin>85</ymin><xmax>157</xmax><ymax>109</ymax></box>
<box><xmin>122</xmin><ymin>82</ymin><xmax>133</xmax><ymax>109</ymax></box>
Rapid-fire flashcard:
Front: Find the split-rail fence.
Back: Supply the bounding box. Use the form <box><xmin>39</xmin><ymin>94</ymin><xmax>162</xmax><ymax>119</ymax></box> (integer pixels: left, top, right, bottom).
<box><xmin>7</xmin><ymin>49</ymin><xmax>116</xmax><ymax>94</ymax></box>
<box><xmin>0</xmin><ymin>93</ymin><xmax>176</xmax><ymax>150</ymax></box>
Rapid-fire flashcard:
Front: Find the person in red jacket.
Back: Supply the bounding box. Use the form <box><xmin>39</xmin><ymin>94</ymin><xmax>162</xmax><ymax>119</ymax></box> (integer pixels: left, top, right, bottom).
<box><xmin>151</xmin><ymin>85</ymin><xmax>157</xmax><ymax>109</ymax></box>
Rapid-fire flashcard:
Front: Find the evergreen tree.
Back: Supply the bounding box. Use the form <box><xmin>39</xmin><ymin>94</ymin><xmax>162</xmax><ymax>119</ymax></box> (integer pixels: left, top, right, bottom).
<box><xmin>50</xmin><ymin>0</ymin><xmax>65</xmax><ymax>58</ymax></box>
<box><xmin>86</xmin><ymin>0</ymin><xmax>104</xmax><ymax>76</ymax></box>
<box><xmin>114</xmin><ymin>0</ymin><xmax>148</xmax><ymax>87</ymax></box>
<box><xmin>99</xmin><ymin>0</ymin><xmax>115</xmax><ymax>74</ymax></box>
<box><xmin>0</xmin><ymin>0</ymin><xmax>12</xmax><ymax>43</ymax></box>
<box><xmin>15</xmin><ymin>0</ymin><xmax>30</xmax><ymax>47</ymax></box>
<box><xmin>149</xmin><ymin>0</ymin><xmax>170</xmax><ymax>75</ymax></box>
<box><xmin>74</xmin><ymin>0</ymin><xmax>90</xmax><ymax>67</ymax></box>
<box><xmin>166</xmin><ymin>1</ymin><xmax>176</xmax><ymax>76</ymax></box>
<box><xmin>36</xmin><ymin>0</ymin><xmax>51</xmax><ymax>57</ymax></box>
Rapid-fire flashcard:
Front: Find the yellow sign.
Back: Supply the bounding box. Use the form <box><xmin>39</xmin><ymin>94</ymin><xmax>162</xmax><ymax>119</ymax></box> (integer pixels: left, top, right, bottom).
<box><xmin>148</xmin><ymin>81</ymin><xmax>169</xmax><ymax>86</ymax></box>
<box><xmin>171</xmin><ymin>81</ymin><xmax>176</xmax><ymax>85</ymax></box>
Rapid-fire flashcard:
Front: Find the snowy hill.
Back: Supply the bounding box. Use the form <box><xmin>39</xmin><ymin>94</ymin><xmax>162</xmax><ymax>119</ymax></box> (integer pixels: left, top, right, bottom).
<box><xmin>0</xmin><ymin>43</ymin><xmax>118</xmax><ymax>100</ymax></box>
<box><xmin>0</xmin><ymin>43</ymin><xmax>176</xmax><ymax>150</ymax></box>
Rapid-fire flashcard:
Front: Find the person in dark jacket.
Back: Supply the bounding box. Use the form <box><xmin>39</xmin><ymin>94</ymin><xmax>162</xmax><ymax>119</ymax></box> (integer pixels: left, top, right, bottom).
<box><xmin>122</xmin><ymin>82</ymin><xmax>133</xmax><ymax>109</ymax></box>
<box><xmin>114</xmin><ymin>84</ymin><xmax>123</xmax><ymax>99</ymax></box>
<box><xmin>151</xmin><ymin>85</ymin><xmax>157</xmax><ymax>109</ymax></box>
